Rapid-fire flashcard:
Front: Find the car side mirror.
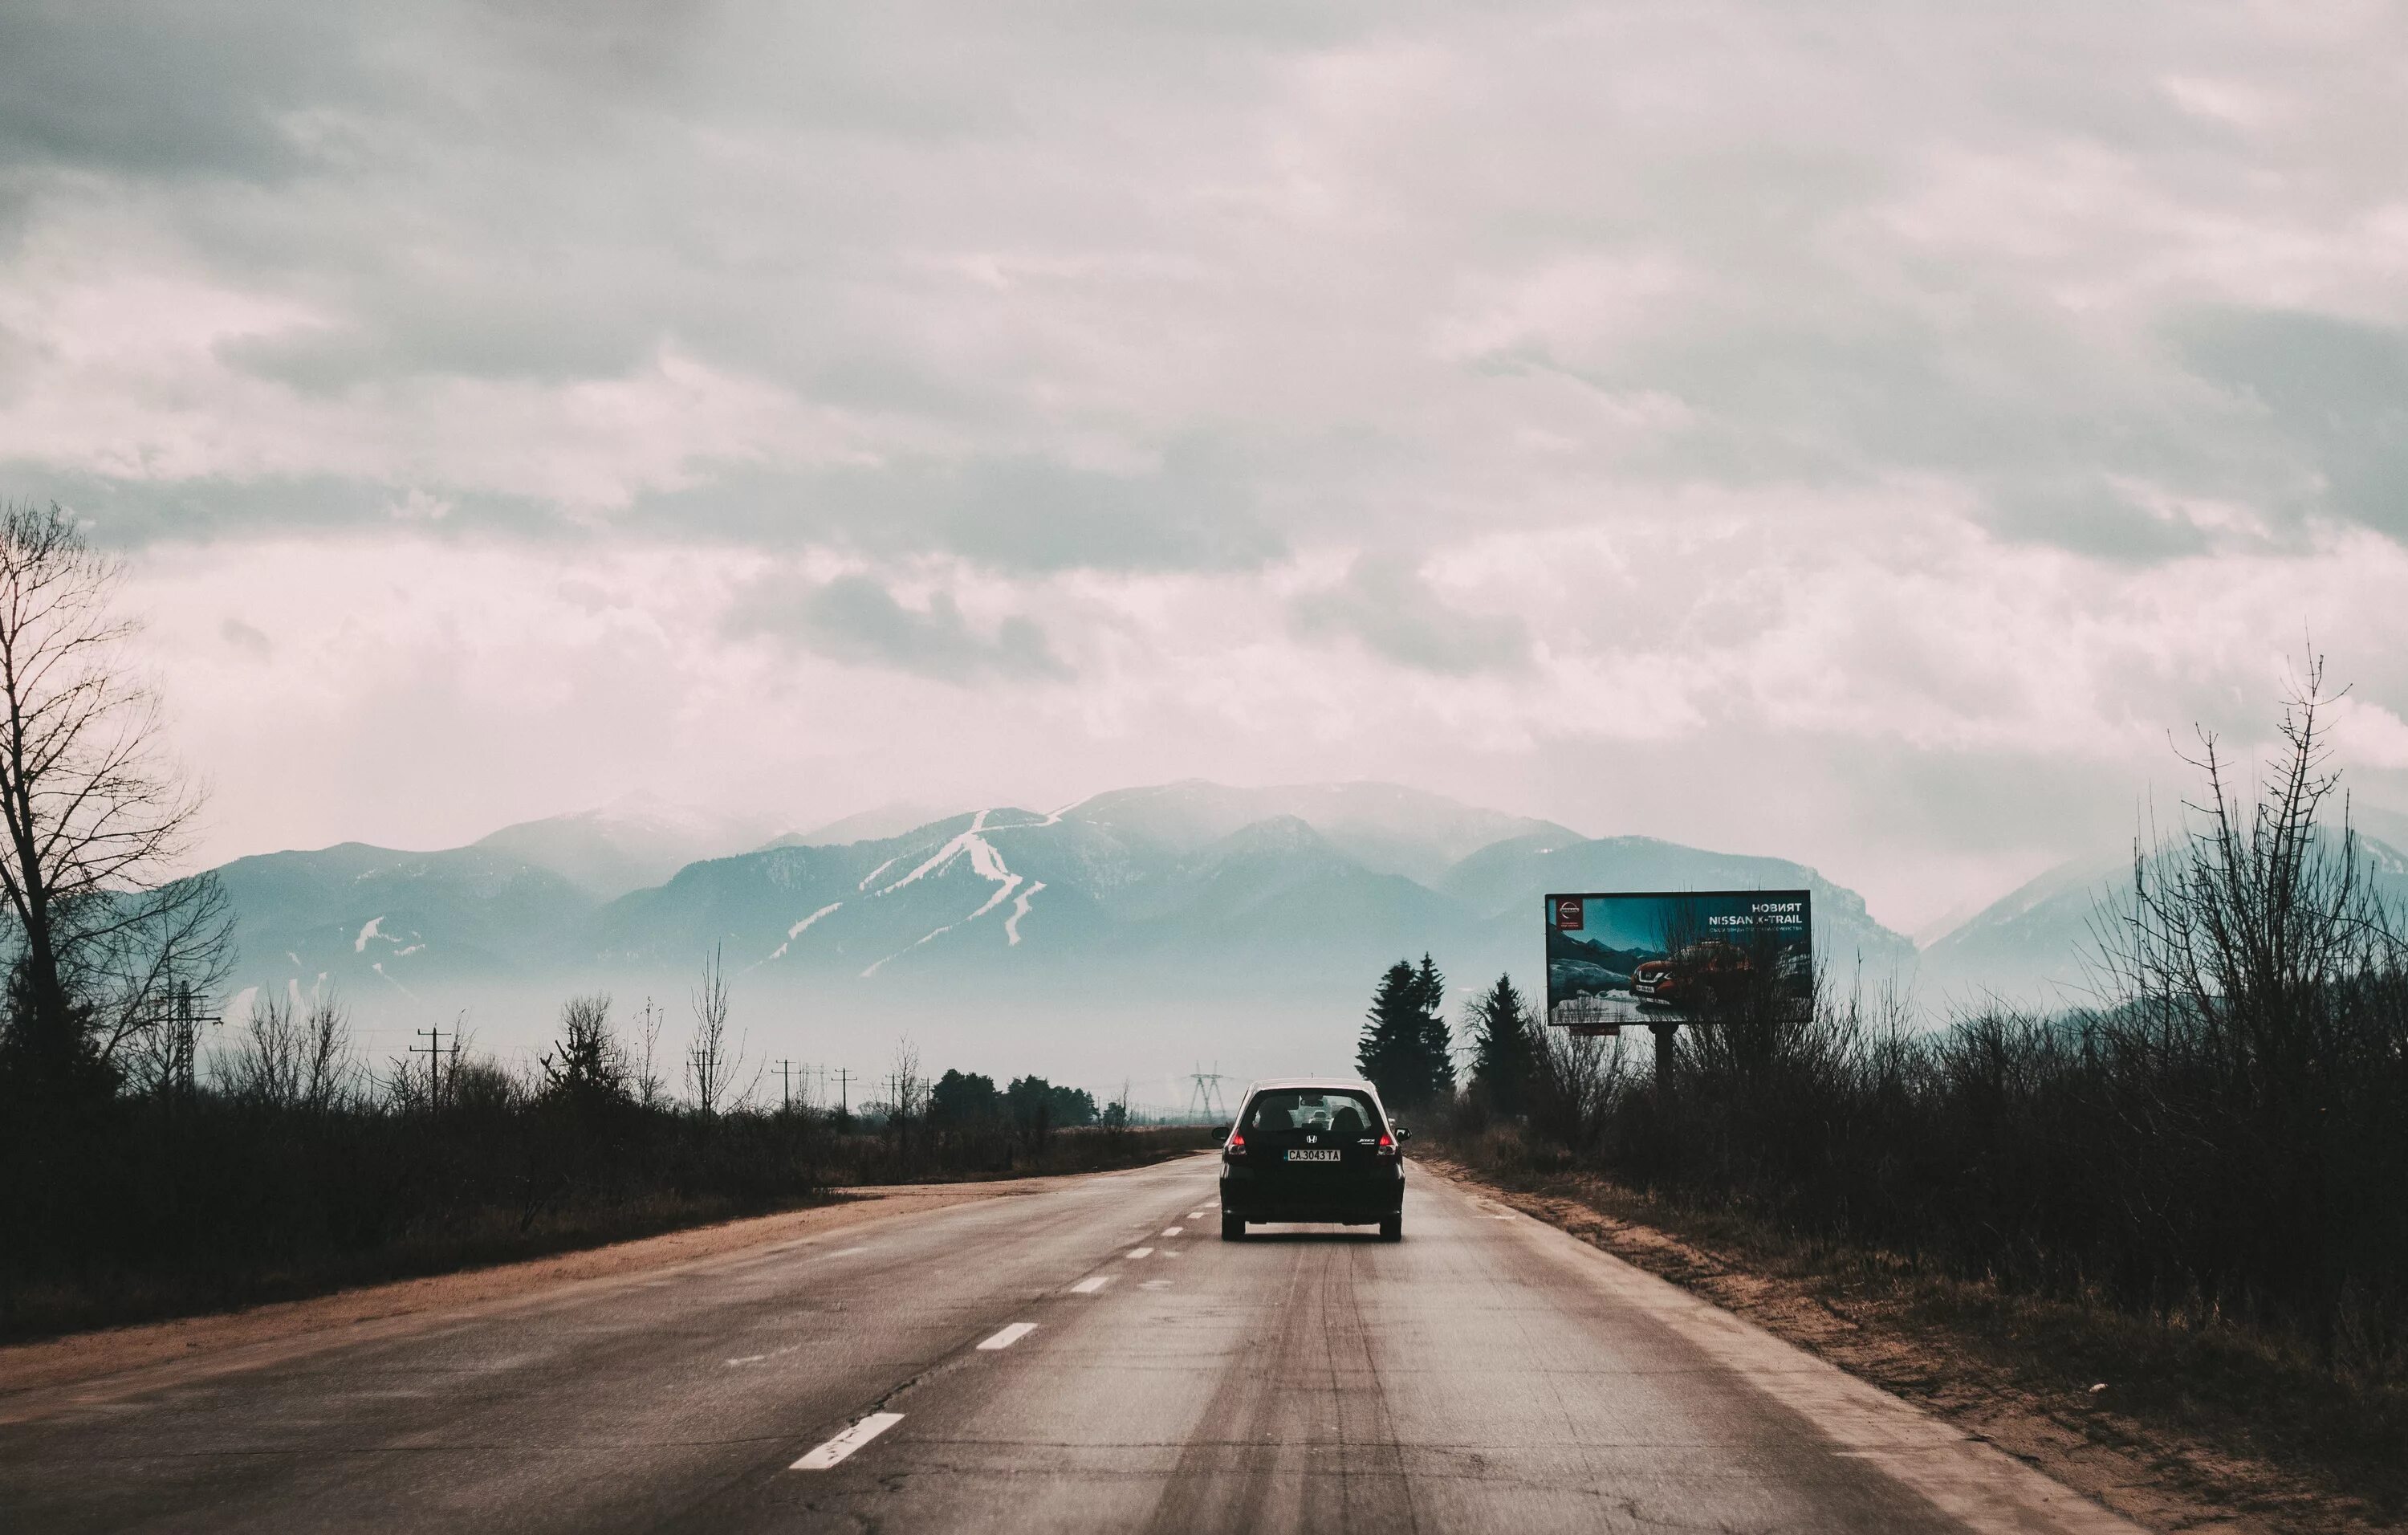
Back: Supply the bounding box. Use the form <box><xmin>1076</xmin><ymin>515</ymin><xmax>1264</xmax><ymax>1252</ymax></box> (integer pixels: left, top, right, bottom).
<box><xmin>1211</xmin><ymin>1123</ymin><xmax>1232</xmax><ymax>1141</ymax></box>
<box><xmin>1394</xmin><ymin>1125</ymin><xmax>1412</xmax><ymax>1142</ymax></box>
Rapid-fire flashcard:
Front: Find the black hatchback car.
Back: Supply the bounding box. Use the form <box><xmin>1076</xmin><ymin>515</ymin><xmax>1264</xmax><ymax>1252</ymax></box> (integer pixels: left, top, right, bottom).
<box><xmin>1218</xmin><ymin>1078</ymin><xmax>1408</xmax><ymax>1241</ymax></box>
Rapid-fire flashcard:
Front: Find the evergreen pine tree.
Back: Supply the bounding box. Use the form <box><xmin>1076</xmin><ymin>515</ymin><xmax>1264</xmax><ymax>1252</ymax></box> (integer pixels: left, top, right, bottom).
<box><xmin>1357</xmin><ymin>959</ymin><xmax>1421</xmax><ymax>1105</ymax></box>
<box><xmin>1468</xmin><ymin>972</ymin><xmax>1533</xmax><ymax>1118</ymax></box>
<box><xmin>1409</xmin><ymin>953</ymin><xmax>1455</xmax><ymax>1104</ymax></box>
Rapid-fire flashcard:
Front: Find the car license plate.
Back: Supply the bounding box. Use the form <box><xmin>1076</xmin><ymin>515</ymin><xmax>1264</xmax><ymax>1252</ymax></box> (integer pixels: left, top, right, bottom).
<box><xmin>1286</xmin><ymin>1149</ymin><xmax>1340</xmax><ymax>1162</ymax></box>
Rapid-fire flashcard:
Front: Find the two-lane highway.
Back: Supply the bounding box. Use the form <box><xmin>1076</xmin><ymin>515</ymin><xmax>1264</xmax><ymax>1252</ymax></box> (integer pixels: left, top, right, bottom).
<box><xmin>0</xmin><ymin>1155</ymin><xmax>2138</xmax><ymax>1532</ymax></box>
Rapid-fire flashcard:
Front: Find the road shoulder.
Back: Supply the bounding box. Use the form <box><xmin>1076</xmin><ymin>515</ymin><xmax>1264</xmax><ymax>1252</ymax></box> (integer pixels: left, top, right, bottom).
<box><xmin>1419</xmin><ymin>1155</ymin><xmax>2394</xmax><ymax>1535</ymax></box>
<box><xmin>0</xmin><ymin>1179</ymin><xmax>1054</xmax><ymax>1420</ymax></box>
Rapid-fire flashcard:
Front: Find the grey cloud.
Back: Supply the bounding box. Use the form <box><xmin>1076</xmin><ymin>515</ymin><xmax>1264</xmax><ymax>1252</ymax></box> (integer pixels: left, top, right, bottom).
<box><xmin>2167</xmin><ymin>307</ymin><xmax>2408</xmax><ymax>539</ymax></box>
<box><xmin>0</xmin><ymin>2</ymin><xmax>353</xmax><ymax>181</ymax></box>
<box><xmin>636</xmin><ymin>445</ymin><xmax>1287</xmax><ymax>576</ymax></box>
<box><xmin>1291</xmin><ymin>555</ymin><xmax>1527</xmax><ymax>675</ymax></box>
<box><xmin>18</xmin><ymin>470</ymin><xmax>557</xmax><ymax>552</ymax></box>
<box><xmin>219</xmin><ymin>617</ymin><xmax>272</xmax><ymax>659</ymax></box>
<box><xmin>10</xmin><ymin>0</ymin><xmax>2408</xmax><ymax>584</ymax></box>
<box><xmin>728</xmin><ymin>572</ymin><xmax>1071</xmax><ymax>682</ymax></box>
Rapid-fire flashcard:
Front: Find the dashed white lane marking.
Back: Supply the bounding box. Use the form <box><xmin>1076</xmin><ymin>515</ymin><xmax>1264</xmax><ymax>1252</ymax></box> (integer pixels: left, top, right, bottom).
<box><xmin>1070</xmin><ymin>1276</ymin><xmax>1112</xmax><ymax>1293</ymax></box>
<box><xmin>1161</xmin><ymin>1248</ymin><xmax>1183</xmax><ymax>1259</ymax></box>
<box><xmin>1189</xmin><ymin>1210</ymin><xmax>1210</xmax><ymax>1219</ymax></box>
<box><xmin>1140</xmin><ymin>1279</ymin><xmax>1173</xmax><ymax>1290</ymax></box>
<box><xmin>791</xmin><ymin>1412</ymin><xmax>904</xmax><ymax>1471</ymax></box>
<box><xmin>977</xmin><ymin>1322</ymin><xmax>1037</xmax><ymax>1351</ymax></box>
<box><xmin>726</xmin><ymin>1342</ymin><xmax>805</xmax><ymax>1367</ymax></box>
<box><xmin>1125</xmin><ymin>1247</ymin><xmax>1153</xmax><ymax>1259</ymax></box>
<box><xmin>831</xmin><ymin>1246</ymin><xmax>872</xmax><ymax>1256</ymax></box>
<box><xmin>1162</xmin><ymin>1227</ymin><xmax>1184</xmax><ymax>1236</ymax></box>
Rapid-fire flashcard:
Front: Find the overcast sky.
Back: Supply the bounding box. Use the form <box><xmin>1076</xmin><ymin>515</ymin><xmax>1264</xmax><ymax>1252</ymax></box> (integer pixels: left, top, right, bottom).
<box><xmin>5</xmin><ymin>1</ymin><xmax>2406</xmax><ymax>932</ymax></box>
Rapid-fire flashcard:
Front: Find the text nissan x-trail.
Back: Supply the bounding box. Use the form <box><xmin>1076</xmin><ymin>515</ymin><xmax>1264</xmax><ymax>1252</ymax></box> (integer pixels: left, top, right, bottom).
<box><xmin>1218</xmin><ymin>1078</ymin><xmax>1408</xmax><ymax>1240</ymax></box>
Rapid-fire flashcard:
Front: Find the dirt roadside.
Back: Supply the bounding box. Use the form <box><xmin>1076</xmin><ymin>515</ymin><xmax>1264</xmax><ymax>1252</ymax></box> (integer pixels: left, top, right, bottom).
<box><xmin>0</xmin><ymin>1179</ymin><xmax>1056</xmax><ymax>1421</ymax></box>
<box><xmin>1419</xmin><ymin>1158</ymin><xmax>2398</xmax><ymax>1535</ymax></box>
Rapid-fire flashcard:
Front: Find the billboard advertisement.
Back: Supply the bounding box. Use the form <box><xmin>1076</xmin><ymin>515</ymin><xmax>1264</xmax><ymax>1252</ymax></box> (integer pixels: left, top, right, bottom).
<box><xmin>1544</xmin><ymin>890</ymin><xmax>1813</xmax><ymax>1032</ymax></box>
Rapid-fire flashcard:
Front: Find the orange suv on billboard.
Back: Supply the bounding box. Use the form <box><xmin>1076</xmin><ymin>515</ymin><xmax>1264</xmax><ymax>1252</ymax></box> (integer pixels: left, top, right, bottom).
<box><xmin>1629</xmin><ymin>939</ymin><xmax>1753</xmax><ymax>1008</ymax></box>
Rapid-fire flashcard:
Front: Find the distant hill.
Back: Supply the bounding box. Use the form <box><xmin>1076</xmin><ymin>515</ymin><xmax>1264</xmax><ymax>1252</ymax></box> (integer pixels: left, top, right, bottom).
<box><xmin>1914</xmin><ymin>833</ymin><xmax>2408</xmax><ymax>1012</ymax></box>
<box><xmin>1912</xmin><ymin>855</ymin><xmax>2127</xmax><ymax>1010</ymax></box>
<box><xmin>774</xmin><ymin>801</ymin><xmax>962</xmax><ymax>850</ymax></box>
<box><xmin>214</xmin><ymin>842</ymin><xmax>595</xmax><ymax>1012</ymax></box>
<box><xmin>1060</xmin><ymin>780</ymin><xmax>1577</xmax><ymax>885</ymax></box>
<box><xmin>474</xmin><ymin>793</ymin><xmax>783</xmax><ymax>898</ymax></box>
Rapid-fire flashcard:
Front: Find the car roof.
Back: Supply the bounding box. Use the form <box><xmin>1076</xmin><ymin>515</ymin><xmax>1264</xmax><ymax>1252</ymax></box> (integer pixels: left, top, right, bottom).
<box><xmin>1240</xmin><ymin>1077</ymin><xmax>1383</xmax><ymax>1098</ymax></box>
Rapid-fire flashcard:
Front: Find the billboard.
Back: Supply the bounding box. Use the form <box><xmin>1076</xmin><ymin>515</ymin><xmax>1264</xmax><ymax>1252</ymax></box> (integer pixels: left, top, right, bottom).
<box><xmin>1544</xmin><ymin>890</ymin><xmax>1812</xmax><ymax>1032</ymax></box>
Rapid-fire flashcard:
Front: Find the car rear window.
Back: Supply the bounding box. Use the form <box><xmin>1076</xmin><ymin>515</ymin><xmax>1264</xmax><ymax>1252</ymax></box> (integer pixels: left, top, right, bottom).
<box><xmin>1242</xmin><ymin>1089</ymin><xmax>1381</xmax><ymax>1138</ymax></box>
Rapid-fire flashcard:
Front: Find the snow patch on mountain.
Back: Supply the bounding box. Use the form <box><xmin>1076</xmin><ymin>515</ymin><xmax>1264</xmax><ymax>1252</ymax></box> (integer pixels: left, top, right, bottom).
<box><xmin>856</xmin><ymin>808</ymin><xmax>1039</xmax><ymax>974</ymax></box>
<box><xmin>1006</xmin><ymin>881</ymin><xmax>1045</xmax><ymax>945</ymax></box>
<box><xmin>355</xmin><ymin>916</ymin><xmax>384</xmax><ymax>953</ymax></box>
<box><xmin>877</xmin><ymin>808</ymin><xmax>1015</xmax><ymax>896</ymax></box>
<box><xmin>857</xmin><ymin>857</ymin><xmax>897</xmax><ymax>890</ymax></box>
<box><xmin>862</xmin><ymin>922</ymin><xmax>955</xmax><ymax>978</ymax></box>
<box><xmin>769</xmin><ymin>902</ymin><xmax>843</xmax><ymax>959</ymax></box>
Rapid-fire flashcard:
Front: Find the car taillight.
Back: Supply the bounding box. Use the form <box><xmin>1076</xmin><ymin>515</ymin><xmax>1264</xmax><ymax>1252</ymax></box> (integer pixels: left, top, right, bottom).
<box><xmin>1225</xmin><ymin>1132</ymin><xmax>1245</xmax><ymax>1157</ymax></box>
<box><xmin>1377</xmin><ymin>1132</ymin><xmax>1397</xmax><ymax>1157</ymax></box>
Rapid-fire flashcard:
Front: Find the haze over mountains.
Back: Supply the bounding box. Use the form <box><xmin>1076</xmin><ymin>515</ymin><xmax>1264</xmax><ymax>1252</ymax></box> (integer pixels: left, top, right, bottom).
<box><xmin>205</xmin><ymin>778</ymin><xmax>2408</xmax><ymax>1092</ymax></box>
<box><xmin>209</xmin><ymin>780</ymin><xmax>1905</xmax><ymax>1085</ymax></box>
<box><xmin>1914</xmin><ymin>818</ymin><xmax>2408</xmax><ymax>1011</ymax></box>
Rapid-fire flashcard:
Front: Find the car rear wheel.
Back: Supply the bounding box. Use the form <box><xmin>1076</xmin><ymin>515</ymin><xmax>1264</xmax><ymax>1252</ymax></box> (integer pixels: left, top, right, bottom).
<box><xmin>1378</xmin><ymin>1213</ymin><xmax>1401</xmax><ymax>1242</ymax></box>
<box><xmin>1221</xmin><ymin>1213</ymin><xmax>1245</xmax><ymax>1241</ymax></box>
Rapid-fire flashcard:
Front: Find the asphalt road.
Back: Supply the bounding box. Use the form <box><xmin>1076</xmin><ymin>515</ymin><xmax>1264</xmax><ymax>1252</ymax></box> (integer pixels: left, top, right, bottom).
<box><xmin>1</xmin><ymin>1154</ymin><xmax>2138</xmax><ymax>1533</ymax></box>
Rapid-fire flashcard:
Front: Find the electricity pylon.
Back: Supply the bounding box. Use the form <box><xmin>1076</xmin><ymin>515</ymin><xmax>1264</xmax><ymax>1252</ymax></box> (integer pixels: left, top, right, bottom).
<box><xmin>1186</xmin><ymin>1063</ymin><xmax>1230</xmax><ymax>1121</ymax></box>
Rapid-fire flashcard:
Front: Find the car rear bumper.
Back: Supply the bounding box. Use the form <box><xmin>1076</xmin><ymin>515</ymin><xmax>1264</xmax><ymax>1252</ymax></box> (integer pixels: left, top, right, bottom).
<box><xmin>1221</xmin><ymin>1162</ymin><xmax>1402</xmax><ymax>1223</ymax></box>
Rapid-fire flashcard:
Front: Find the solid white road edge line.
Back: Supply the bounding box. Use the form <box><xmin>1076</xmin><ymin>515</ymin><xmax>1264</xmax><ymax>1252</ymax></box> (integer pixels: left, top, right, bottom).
<box><xmin>1070</xmin><ymin>1276</ymin><xmax>1111</xmax><ymax>1293</ymax></box>
<box><xmin>1470</xmin><ymin>1180</ymin><xmax>2146</xmax><ymax>1533</ymax></box>
<box><xmin>977</xmin><ymin>1322</ymin><xmax>1038</xmax><ymax>1351</ymax></box>
<box><xmin>791</xmin><ymin>1412</ymin><xmax>904</xmax><ymax>1471</ymax></box>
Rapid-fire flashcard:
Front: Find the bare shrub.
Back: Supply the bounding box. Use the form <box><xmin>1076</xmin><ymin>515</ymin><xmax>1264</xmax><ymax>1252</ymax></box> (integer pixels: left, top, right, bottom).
<box><xmin>1527</xmin><ymin>1018</ymin><xmax>1628</xmax><ymax>1154</ymax></box>
<box><xmin>222</xmin><ymin>991</ymin><xmax>354</xmax><ymax>1111</ymax></box>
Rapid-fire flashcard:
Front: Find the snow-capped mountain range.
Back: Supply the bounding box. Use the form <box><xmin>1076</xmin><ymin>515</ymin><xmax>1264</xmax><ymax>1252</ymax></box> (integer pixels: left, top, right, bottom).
<box><xmin>206</xmin><ymin>780</ymin><xmax>1919</xmax><ymax>1081</ymax></box>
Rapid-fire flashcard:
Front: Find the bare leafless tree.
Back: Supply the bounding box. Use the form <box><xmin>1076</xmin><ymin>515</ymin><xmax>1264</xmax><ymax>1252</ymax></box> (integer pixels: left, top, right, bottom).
<box><xmin>633</xmin><ymin>995</ymin><xmax>668</xmax><ymax>1110</ymax></box>
<box><xmin>686</xmin><ymin>945</ymin><xmax>754</xmax><ymax>1114</ymax></box>
<box><xmin>0</xmin><ymin>502</ymin><xmax>230</xmax><ymax>1095</ymax></box>
<box><xmin>2094</xmin><ymin>653</ymin><xmax>2402</xmax><ymax>1059</ymax></box>
<box><xmin>881</xmin><ymin>1036</ymin><xmax>926</xmax><ymax>1130</ymax></box>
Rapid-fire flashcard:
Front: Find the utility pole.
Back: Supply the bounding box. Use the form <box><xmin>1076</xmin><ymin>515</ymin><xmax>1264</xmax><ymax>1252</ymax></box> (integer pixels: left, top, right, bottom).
<box><xmin>409</xmin><ymin>1024</ymin><xmax>449</xmax><ymax>1108</ymax></box>
<box><xmin>777</xmin><ymin>1058</ymin><xmax>794</xmax><ymax>1113</ymax></box>
<box><xmin>836</xmin><ymin>1067</ymin><xmax>849</xmax><ymax>1121</ymax></box>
